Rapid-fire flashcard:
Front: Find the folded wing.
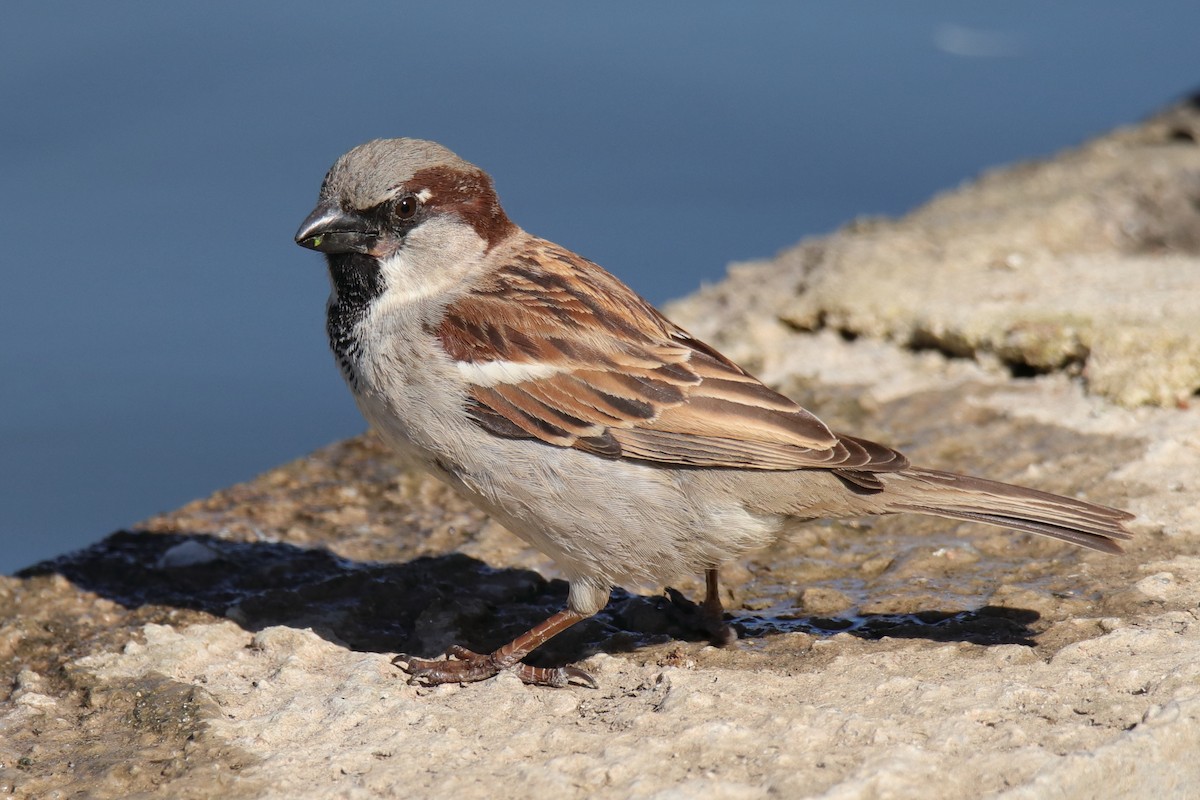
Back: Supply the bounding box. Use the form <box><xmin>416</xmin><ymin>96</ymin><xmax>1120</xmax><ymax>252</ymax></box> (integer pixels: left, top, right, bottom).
<box><xmin>438</xmin><ymin>239</ymin><xmax>907</xmax><ymax>474</ymax></box>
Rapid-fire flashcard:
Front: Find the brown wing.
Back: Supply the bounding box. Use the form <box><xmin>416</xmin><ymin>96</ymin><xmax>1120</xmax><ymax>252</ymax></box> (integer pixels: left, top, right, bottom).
<box><xmin>438</xmin><ymin>238</ymin><xmax>907</xmax><ymax>473</ymax></box>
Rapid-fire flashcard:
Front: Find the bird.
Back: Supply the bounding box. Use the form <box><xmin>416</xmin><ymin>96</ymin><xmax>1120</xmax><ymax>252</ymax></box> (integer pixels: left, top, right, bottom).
<box><xmin>294</xmin><ymin>138</ymin><xmax>1134</xmax><ymax>688</ymax></box>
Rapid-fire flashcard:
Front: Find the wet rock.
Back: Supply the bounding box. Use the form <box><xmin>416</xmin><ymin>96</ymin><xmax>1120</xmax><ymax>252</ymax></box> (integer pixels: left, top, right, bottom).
<box><xmin>795</xmin><ymin>586</ymin><xmax>855</xmax><ymax>616</ymax></box>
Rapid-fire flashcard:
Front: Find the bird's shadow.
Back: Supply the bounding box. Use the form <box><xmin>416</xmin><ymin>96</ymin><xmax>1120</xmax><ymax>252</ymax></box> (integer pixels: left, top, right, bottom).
<box><xmin>20</xmin><ymin>530</ymin><xmax>1040</xmax><ymax>669</ymax></box>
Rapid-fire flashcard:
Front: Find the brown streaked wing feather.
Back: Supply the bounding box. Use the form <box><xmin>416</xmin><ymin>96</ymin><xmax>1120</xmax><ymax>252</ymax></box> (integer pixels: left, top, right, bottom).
<box><xmin>470</xmin><ymin>386</ymin><xmax>574</xmax><ymax>445</ymax></box>
<box><xmin>837</xmin><ymin>434</ymin><xmax>910</xmax><ymax>471</ymax></box>
<box><xmin>611</xmin><ymin>429</ymin><xmax>844</xmax><ymax>469</ymax></box>
<box><xmin>833</xmin><ymin>470</ymin><xmax>886</xmax><ymax>492</ymax></box>
<box><xmin>439</xmin><ymin>238</ymin><xmax>902</xmax><ymax>472</ymax></box>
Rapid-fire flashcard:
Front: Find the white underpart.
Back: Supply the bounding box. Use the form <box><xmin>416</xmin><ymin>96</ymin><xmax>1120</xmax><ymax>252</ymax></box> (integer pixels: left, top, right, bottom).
<box><xmin>457</xmin><ymin>360</ymin><xmax>564</xmax><ymax>387</ymax></box>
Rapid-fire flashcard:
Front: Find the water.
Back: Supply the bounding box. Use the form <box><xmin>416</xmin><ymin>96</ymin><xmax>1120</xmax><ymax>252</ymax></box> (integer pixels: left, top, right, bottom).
<box><xmin>3</xmin><ymin>2</ymin><xmax>1198</xmax><ymax>574</ymax></box>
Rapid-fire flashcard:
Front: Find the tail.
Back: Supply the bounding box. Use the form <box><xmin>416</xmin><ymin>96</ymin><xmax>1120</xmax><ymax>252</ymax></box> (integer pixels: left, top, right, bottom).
<box><xmin>880</xmin><ymin>468</ymin><xmax>1134</xmax><ymax>554</ymax></box>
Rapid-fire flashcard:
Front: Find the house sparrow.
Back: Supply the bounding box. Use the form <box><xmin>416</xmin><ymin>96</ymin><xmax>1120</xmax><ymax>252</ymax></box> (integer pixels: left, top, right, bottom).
<box><xmin>295</xmin><ymin>138</ymin><xmax>1134</xmax><ymax>688</ymax></box>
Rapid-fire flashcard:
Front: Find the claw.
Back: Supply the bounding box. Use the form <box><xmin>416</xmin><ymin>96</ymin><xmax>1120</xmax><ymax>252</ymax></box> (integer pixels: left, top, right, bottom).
<box><xmin>561</xmin><ymin>665</ymin><xmax>599</xmax><ymax>689</ymax></box>
<box><xmin>392</xmin><ymin>649</ymin><xmax>497</xmax><ymax>684</ymax></box>
<box><xmin>510</xmin><ymin>661</ymin><xmax>598</xmax><ymax>689</ymax></box>
<box><xmin>392</xmin><ymin>648</ymin><xmax>595</xmax><ymax>688</ymax></box>
<box><xmin>390</xmin><ymin>608</ymin><xmax>595</xmax><ymax>688</ymax></box>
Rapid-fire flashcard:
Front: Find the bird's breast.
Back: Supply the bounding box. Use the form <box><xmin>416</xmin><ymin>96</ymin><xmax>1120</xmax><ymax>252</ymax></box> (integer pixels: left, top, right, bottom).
<box><xmin>338</xmin><ymin>301</ymin><xmax>477</xmax><ymax>468</ymax></box>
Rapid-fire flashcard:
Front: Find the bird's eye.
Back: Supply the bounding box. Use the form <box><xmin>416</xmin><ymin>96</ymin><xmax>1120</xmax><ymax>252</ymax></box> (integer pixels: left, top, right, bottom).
<box><xmin>395</xmin><ymin>194</ymin><xmax>419</xmax><ymax>220</ymax></box>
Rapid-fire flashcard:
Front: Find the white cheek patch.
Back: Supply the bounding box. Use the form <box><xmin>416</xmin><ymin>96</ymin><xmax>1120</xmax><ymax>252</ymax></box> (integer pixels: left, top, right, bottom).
<box><xmin>457</xmin><ymin>360</ymin><xmax>564</xmax><ymax>387</ymax></box>
<box><xmin>375</xmin><ymin>251</ymin><xmax>445</xmax><ymax>304</ymax></box>
<box><xmin>375</xmin><ymin>216</ymin><xmax>489</xmax><ymax>308</ymax></box>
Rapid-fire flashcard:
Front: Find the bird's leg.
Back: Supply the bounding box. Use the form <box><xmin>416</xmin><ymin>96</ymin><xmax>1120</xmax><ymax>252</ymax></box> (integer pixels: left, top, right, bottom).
<box><xmin>702</xmin><ymin>567</ymin><xmax>739</xmax><ymax>646</ymax></box>
<box><xmin>666</xmin><ymin>567</ymin><xmax>739</xmax><ymax>646</ymax></box>
<box><xmin>393</xmin><ymin>608</ymin><xmax>596</xmax><ymax>688</ymax></box>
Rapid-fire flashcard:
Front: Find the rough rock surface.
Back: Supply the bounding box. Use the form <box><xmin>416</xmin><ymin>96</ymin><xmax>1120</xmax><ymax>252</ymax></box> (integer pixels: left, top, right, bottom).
<box><xmin>691</xmin><ymin>97</ymin><xmax>1200</xmax><ymax>408</ymax></box>
<box><xmin>3</xmin><ymin>99</ymin><xmax>1199</xmax><ymax>799</ymax></box>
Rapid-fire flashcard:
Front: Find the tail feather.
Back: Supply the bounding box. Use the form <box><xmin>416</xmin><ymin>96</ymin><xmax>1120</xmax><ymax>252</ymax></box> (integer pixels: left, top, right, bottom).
<box><xmin>885</xmin><ymin>468</ymin><xmax>1134</xmax><ymax>554</ymax></box>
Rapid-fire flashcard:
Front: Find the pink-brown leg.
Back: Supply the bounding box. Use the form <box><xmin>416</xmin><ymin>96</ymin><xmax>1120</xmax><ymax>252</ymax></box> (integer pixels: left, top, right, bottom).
<box><xmin>702</xmin><ymin>567</ymin><xmax>739</xmax><ymax>647</ymax></box>
<box><xmin>393</xmin><ymin>608</ymin><xmax>596</xmax><ymax>688</ymax></box>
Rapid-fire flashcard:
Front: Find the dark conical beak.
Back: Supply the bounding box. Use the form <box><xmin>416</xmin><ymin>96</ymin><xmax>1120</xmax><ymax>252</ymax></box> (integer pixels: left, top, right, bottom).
<box><xmin>294</xmin><ymin>203</ymin><xmax>379</xmax><ymax>254</ymax></box>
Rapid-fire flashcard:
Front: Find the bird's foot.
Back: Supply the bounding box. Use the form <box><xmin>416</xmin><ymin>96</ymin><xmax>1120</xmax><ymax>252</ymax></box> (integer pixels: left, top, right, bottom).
<box><xmin>706</xmin><ymin>618</ymin><xmax>740</xmax><ymax>648</ymax></box>
<box><xmin>666</xmin><ymin>587</ymin><xmax>739</xmax><ymax>647</ymax></box>
<box><xmin>393</xmin><ymin>645</ymin><xmax>597</xmax><ymax>689</ymax></box>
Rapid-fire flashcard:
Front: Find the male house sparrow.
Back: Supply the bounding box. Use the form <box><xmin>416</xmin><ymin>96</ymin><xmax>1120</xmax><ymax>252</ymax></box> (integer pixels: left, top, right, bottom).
<box><xmin>295</xmin><ymin>138</ymin><xmax>1133</xmax><ymax>688</ymax></box>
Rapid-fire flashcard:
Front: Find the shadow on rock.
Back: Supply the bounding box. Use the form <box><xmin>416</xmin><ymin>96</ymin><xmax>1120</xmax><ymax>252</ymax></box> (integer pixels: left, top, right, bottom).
<box><xmin>730</xmin><ymin>606</ymin><xmax>1040</xmax><ymax>647</ymax></box>
<box><xmin>21</xmin><ymin>530</ymin><xmax>1042</xmax><ymax>669</ymax></box>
